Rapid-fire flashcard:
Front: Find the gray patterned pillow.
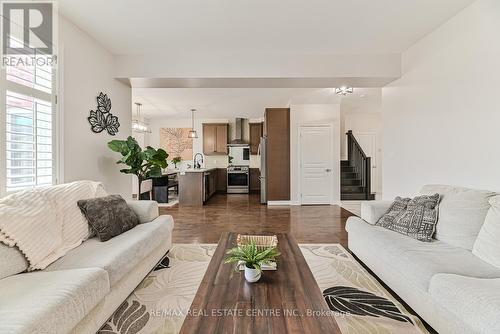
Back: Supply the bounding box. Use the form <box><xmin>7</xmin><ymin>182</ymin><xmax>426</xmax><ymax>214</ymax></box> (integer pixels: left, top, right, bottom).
<box><xmin>376</xmin><ymin>194</ymin><xmax>440</xmax><ymax>242</ymax></box>
<box><xmin>78</xmin><ymin>195</ymin><xmax>140</xmax><ymax>242</ymax></box>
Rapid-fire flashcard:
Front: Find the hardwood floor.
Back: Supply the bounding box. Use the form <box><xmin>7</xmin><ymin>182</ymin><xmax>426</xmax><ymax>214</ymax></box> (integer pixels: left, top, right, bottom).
<box><xmin>159</xmin><ymin>193</ymin><xmax>354</xmax><ymax>245</ymax></box>
<box><xmin>160</xmin><ymin>193</ymin><xmax>437</xmax><ymax>333</ymax></box>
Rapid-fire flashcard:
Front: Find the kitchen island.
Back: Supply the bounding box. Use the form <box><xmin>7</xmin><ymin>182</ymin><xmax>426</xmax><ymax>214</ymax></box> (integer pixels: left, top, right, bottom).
<box><xmin>178</xmin><ymin>168</ymin><xmax>218</xmax><ymax>206</ymax></box>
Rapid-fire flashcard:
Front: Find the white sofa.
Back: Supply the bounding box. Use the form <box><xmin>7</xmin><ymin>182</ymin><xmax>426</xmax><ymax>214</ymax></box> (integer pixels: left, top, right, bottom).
<box><xmin>0</xmin><ymin>199</ymin><xmax>174</xmax><ymax>334</ymax></box>
<box><xmin>346</xmin><ymin>185</ymin><xmax>500</xmax><ymax>334</ymax></box>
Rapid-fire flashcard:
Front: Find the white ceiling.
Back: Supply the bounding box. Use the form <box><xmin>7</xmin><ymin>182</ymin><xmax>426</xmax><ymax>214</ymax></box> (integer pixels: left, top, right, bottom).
<box><xmin>132</xmin><ymin>88</ymin><xmax>380</xmax><ymax>119</ymax></box>
<box><xmin>60</xmin><ymin>1</ymin><xmax>469</xmax><ymax>120</ymax></box>
<box><xmin>58</xmin><ymin>0</ymin><xmax>475</xmax><ymax>56</ymax></box>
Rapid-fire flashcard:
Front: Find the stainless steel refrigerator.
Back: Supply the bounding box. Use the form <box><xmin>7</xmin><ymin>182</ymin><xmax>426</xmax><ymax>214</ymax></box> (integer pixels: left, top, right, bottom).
<box><xmin>258</xmin><ymin>136</ymin><xmax>267</xmax><ymax>204</ymax></box>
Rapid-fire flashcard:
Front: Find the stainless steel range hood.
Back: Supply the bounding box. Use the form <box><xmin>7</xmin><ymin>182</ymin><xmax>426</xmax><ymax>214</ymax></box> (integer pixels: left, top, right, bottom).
<box><xmin>228</xmin><ymin>118</ymin><xmax>249</xmax><ymax>146</ymax></box>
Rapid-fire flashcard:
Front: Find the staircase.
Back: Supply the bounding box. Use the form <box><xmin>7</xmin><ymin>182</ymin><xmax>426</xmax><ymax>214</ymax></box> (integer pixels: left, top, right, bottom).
<box><xmin>341</xmin><ymin>131</ymin><xmax>376</xmax><ymax>201</ymax></box>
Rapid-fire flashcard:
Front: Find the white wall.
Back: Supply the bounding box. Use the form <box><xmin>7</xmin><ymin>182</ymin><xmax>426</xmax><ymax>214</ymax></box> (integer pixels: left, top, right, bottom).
<box><xmin>341</xmin><ymin>113</ymin><xmax>382</xmax><ymax>157</ymax></box>
<box><xmin>341</xmin><ymin>112</ymin><xmax>383</xmax><ymax>195</ymax></box>
<box><xmin>339</xmin><ymin>90</ymin><xmax>382</xmax><ymax>159</ymax></box>
<box><xmin>59</xmin><ymin>16</ymin><xmax>132</xmax><ymax>197</ymax></box>
<box><xmin>290</xmin><ymin>104</ymin><xmax>341</xmax><ymax>204</ymax></box>
<box><xmin>382</xmin><ymin>0</ymin><xmax>500</xmax><ymax>198</ymax></box>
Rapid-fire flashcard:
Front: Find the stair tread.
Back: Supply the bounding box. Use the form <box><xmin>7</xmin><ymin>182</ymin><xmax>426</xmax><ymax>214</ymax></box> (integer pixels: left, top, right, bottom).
<box><xmin>341</xmin><ymin>193</ymin><xmax>376</xmax><ymax>200</ymax></box>
<box><xmin>341</xmin><ymin>182</ymin><xmax>362</xmax><ymax>186</ymax></box>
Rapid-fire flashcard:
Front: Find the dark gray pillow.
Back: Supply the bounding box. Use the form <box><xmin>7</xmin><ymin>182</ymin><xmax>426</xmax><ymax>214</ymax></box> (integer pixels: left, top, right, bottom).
<box><xmin>77</xmin><ymin>195</ymin><xmax>140</xmax><ymax>242</ymax></box>
<box><xmin>376</xmin><ymin>194</ymin><xmax>440</xmax><ymax>242</ymax></box>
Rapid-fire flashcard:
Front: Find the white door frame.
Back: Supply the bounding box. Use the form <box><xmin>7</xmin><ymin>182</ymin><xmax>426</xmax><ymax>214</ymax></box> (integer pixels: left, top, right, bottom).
<box><xmin>298</xmin><ymin>123</ymin><xmax>337</xmax><ymax>205</ymax></box>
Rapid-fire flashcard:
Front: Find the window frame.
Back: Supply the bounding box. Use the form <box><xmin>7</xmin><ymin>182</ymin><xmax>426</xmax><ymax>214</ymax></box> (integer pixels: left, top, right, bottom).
<box><xmin>0</xmin><ymin>62</ymin><xmax>59</xmax><ymax>197</ymax></box>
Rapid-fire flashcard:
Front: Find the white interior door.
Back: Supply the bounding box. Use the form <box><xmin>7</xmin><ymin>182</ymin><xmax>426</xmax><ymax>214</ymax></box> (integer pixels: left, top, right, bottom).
<box><xmin>354</xmin><ymin>132</ymin><xmax>378</xmax><ymax>193</ymax></box>
<box><xmin>300</xmin><ymin>126</ymin><xmax>333</xmax><ymax>205</ymax></box>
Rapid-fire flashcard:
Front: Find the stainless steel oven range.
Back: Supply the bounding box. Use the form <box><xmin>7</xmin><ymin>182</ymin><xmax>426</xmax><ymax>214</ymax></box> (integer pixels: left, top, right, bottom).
<box><xmin>227</xmin><ymin>166</ymin><xmax>249</xmax><ymax>194</ymax></box>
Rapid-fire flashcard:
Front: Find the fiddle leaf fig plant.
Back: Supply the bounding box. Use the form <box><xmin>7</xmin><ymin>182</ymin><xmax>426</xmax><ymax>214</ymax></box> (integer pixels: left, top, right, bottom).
<box><xmin>108</xmin><ymin>136</ymin><xmax>168</xmax><ymax>198</ymax></box>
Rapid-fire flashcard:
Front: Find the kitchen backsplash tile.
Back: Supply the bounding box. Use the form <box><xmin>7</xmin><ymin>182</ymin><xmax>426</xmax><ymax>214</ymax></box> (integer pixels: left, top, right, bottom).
<box><xmin>205</xmin><ymin>156</ymin><xmax>229</xmax><ymax>168</ymax></box>
<box><xmin>203</xmin><ymin>155</ymin><xmax>260</xmax><ymax>168</ymax></box>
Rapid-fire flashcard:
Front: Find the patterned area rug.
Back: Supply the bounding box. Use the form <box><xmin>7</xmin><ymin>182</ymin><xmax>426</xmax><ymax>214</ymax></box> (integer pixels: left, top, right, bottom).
<box><xmin>99</xmin><ymin>244</ymin><xmax>429</xmax><ymax>334</ymax></box>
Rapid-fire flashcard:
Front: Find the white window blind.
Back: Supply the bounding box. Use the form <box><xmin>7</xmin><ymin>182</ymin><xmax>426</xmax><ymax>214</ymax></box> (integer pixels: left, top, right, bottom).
<box><xmin>5</xmin><ymin>91</ymin><xmax>53</xmax><ymax>191</ymax></box>
<box><xmin>6</xmin><ymin>59</ymin><xmax>53</xmax><ymax>94</ymax></box>
<box><xmin>1</xmin><ymin>49</ymin><xmax>56</xmax><ymax>195</ymax></box>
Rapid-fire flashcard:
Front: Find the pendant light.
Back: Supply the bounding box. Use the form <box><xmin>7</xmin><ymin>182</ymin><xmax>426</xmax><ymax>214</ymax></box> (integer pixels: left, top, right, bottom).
<box><xmin>132</xmin><ymin>102</ymin><xmax>151</xmax><ymax>133</ymax></box>
<box><xmin>188</xmin><ymin>108</ymin><xmax>198</xmax><ymax>138</ymax></box>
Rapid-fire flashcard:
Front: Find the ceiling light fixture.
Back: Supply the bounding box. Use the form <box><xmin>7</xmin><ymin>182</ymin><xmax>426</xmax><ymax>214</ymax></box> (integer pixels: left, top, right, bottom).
<box><xmin>335</xmin><ymin>86</ymin><xmax>354</xmax><ymax>96</ymax></box>
<box><xmin>188</xmin><ymin>109</ymin><xmax>198</xmax><ymax>138</ymax></box>
<box><xmin>132</xmin><ymin>102</ymin><xmax>151</xmax><ymax>133</ymax></box>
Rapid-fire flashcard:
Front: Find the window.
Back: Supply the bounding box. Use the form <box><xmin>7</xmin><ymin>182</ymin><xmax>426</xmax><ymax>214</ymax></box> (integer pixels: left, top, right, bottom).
<box><xmin>1</xmin><ymin>51</ymin><xmax>57</xmax><ymax>196</ymax></box>
<box><xmin>6</xmin><ymin>58</ymin><xmax>53</xmax><ymax>94</ymax></box>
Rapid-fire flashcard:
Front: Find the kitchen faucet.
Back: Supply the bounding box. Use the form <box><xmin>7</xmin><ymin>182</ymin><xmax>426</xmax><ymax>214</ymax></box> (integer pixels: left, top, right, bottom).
<box><xmin>193</xmin><ymin>153</ymin><xmax>204</xmax><ymax>169</ymax></box>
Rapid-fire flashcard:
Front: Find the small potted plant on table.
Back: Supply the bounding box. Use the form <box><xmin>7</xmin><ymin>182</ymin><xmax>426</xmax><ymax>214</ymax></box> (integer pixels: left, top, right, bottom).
<box><xmin>224</xmin><ymin>242</ymin><xmax>280</xmax><ymax>283</ymax></box>
<box><xmin>172</xmin><ymin>156</ymin><xmax>181</xmax><ymax>169</ymax></box>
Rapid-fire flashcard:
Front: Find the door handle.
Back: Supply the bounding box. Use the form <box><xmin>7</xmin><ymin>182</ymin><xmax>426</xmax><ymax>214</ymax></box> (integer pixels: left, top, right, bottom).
<box><xmin>326</xmin><ymin>169</ymin><xmax>332</xmax><ymax>172</ymax></box>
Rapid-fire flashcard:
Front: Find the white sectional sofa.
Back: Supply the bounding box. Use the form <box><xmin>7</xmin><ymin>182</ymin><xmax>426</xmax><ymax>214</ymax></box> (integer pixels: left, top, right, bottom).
<box><xmin>0</xmin><ymin>199</ymin><xmax>174</xmax><ymax>334</ymax></box>
<box><xmin>346</xmin><ymin>185</ymin><xmax>500</xmax><ymax>334</ymax></box>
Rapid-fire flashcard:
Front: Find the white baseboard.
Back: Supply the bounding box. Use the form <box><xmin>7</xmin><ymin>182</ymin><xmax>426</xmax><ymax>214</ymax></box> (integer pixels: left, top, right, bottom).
<box><xmin>267</xmin><ymin>200</ymin><xmax>342</xmax><ymax>206</ymax></box>
<box><xmin>267</xmin><ymin>201</ymin><xmax>291</xmax><ymax>206</ymax></box>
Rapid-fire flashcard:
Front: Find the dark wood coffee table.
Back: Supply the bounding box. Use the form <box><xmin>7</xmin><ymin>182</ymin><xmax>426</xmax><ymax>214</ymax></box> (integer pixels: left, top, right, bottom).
<box><xmin>179</xmin><ymin>232</ymin><xmax>342</xmax><ymax>334</ymax></box>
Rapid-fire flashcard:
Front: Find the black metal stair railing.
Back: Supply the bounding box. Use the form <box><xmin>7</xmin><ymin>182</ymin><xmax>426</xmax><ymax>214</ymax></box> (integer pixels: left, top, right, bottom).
<box><xmin>346</xmin><ymin>130</ymin><xmax>371</xmax><ymax>198</ymax></box>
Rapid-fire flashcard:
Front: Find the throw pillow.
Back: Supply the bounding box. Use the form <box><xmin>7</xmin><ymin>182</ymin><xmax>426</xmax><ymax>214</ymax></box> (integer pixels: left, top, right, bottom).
<box><xmin>77</xmin><ymin>195</ymin><xmax>140</xmax><ymax>242</ymax></box>
<box><xmin>472</xmin><ymin>196</ymin><xmax>500</xmax><ymax>269</ymax></box>
<box><xmin>376</xmin><ymin>196</ymin><xmax>411</xmax><ymax>228</ymax></box>
<box><xmin>376</xmin><ymin>194</ymin><xmax>440</xmax><ymax>242</ymax></box>
<box><xmin>420</xmin><ymin>185</ymin><xmax>495</xmax><ymax>250</ymax></box>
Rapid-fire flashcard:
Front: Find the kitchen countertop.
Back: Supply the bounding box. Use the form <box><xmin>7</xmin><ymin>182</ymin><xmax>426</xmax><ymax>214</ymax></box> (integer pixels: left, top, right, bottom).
<box><xmin>162</xmin><ymin>170</ymin><xmax>179</xmax><ymax>176</ymax></box>
<box><xmin>162</xmin><ymin>168</ymin><xmax>219</xmax><ymax>176</ymax></box>
<box><xmin>179</xmin><ymin>167</ymin><xmax>217</xmax><ymax>173</ymax></box>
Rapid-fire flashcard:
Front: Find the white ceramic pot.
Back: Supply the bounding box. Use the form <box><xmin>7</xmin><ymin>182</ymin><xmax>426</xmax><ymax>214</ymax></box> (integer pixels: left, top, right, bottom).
<box><xmin>244</xmin><ymin>266</ymin><xmax>261</xmax><ymax>283</ymax></box>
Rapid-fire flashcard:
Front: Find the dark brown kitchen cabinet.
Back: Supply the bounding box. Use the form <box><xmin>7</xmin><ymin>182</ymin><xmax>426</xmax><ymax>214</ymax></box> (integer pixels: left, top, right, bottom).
<box><xmin>216</xmin><ymin>124</ymin><xmax>228</xmax><ymax>154</ymax></box>
<box><xmin>203</xmin><ymin>123</ymin><xmax>228</xmax><ymax>155</ymax></box>
<box><xmin>265</xmin><ymin>108</ymin><xmax>290</xmax><ymax>201</ymax></box>
<box><xmin>207</xmin><ymin>171</ymin><xmax>217</xmax><ymax>199</ymax></box>
<box><xmin>216</xmin><ymin>168</ymin><xmax>227</xmax><ymax>193</ymax></box>
<box><xmin>249</xmin><ymin>168</ymin><xmax>261</xmax><ymax>193</ymax></box>
<box><xmin>249</xmin><ymin>122</ymin><xmax>263</xmax><ymax>155</ymax></box>
<box><xmin>203</xmin><ymin>124</ymin><xmax>216</xmax><ymax>154</ymax></box>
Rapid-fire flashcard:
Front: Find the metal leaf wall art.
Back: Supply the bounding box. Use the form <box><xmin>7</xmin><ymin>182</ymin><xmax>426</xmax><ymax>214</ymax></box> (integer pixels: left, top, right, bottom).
<box><xmin>87</xmin><ymin>92</ymin><xmax>120</xmax><ymax>135</ymax></box>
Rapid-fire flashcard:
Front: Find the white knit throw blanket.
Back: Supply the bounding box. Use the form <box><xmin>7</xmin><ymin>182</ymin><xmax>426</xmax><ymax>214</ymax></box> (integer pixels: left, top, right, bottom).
<box><xmin>0</xmin><ymin>181</ymin><xmax>107</xmax><ymax>270</ymax></box>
